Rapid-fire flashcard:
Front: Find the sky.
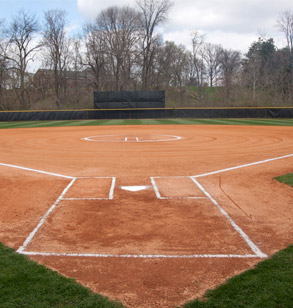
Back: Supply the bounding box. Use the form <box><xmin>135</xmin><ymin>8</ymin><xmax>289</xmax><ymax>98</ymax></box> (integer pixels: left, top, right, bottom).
<box><xmin>0</xmin><ymin>0</ymin><xmax>291</xmax><ymax>54</ymax></box>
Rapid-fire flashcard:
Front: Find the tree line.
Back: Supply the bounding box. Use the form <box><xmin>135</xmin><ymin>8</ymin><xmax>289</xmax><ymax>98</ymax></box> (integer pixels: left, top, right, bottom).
<box><xmin>0</xmin><ymin>0</ymin><xmax>292</xmax><ymax>110</ymax></box>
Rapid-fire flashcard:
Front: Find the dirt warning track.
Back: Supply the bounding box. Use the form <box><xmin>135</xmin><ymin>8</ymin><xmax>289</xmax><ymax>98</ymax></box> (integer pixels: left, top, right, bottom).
<box><xmin>0</xmin><ymin>124</ymin><xmax>292</xmax><ymax>307</ymax></box>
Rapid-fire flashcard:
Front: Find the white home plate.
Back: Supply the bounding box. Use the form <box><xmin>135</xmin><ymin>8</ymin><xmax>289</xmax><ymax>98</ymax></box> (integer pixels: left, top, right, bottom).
<box><xmin>82</xmin><ymin>134</ymin><xmax>182</xmax><ymax>142</ymax></box>
<box><xmin>120</xmin><ymin>185</ymin><xmax>149</xmax><ymax>192</ymax></box>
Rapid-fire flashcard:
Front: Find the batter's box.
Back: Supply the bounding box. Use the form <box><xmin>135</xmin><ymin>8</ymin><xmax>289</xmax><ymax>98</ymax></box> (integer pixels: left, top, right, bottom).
<box><xmin>151</xmin><ymin>176</ymin><xmax>207</xmax><ymax>199</ymax></box>
<box><xmin>63</xmin><ymin>177</ymin><xmax>116</xmax><ymax>200</ymax></box>
<box><xmin>18</xmin><ymin>177</ymin><xmax>267</xmax><ymax>258</ymax></box>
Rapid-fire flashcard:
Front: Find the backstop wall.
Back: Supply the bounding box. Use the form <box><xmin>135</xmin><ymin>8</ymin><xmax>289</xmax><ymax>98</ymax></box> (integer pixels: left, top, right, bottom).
<box><xmin>0</xmin><ymin>107</ymin><xmax>293</xmax><ymax>121</ymax></box>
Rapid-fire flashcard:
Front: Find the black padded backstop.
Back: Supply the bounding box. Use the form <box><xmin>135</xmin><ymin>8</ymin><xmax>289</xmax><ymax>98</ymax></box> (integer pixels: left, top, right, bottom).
<box><xmin>0</xmin><ymin>107</ymin><xmax>293</xmax><ymax>121</ymax></box>
<box><xmin>89</xmin><ymin>107</ymin><xmax>293</xmax><ymax>119</ymax></box>
<box><xmin>94</xmin><ymin>91</ymin><xmax>165</xmax><ymax>109</ymax></box>
<box><xmin>0</xmin><ymin>110</ymin><xmax>88</xmax><ymax>121</ymax></box>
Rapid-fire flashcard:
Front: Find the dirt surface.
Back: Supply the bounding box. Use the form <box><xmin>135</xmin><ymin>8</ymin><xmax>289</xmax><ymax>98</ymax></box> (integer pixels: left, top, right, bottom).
<box><xmin>0</xmin><ymin>124</ymin><xmax>292</xmax><ymax>307</ymax></box>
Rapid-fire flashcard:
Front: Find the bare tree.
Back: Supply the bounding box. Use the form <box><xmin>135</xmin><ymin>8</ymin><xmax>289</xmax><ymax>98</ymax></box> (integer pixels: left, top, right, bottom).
<box><xmin>96</xmin><ymin>6</ymin><xmax>141</xmax><ymax>90</ymax></box>
<box><xmin>156</xmin><ymin>41</ymin><xmax>176</xmax><ymax>88</ymax></box>
<box><xmin>243</xmin><ymin>53</ymin><xmax>262</xmax><ymax>102</ymax></box>
<box><xmin>278</xmin><ymin>10</ymin><xmax>293</xmax><ymax>51</ymax></box>
<box><xmin>136</xmin><ymin>0</ymin><xmax>172</xmax><ymax>90</ymax></box>
<box><xmin>69</xmin><ymin>37</ymin><xmax>83</xmax><ymax>84</ymax></box>
<box><xmin>190</xmin><ymin>31</ymin><xmax>206</xmax><ymax>101</ymax></box>
<box><xmin>218</xmin><ymin>48</ymin><xmax>241</xmax><ymax>101</ymax></box>
<box><xmin>277</xmin><ymin>10</ymin><xmax>293</xmax><ymax>89</ymax></box>
<box><xmin>43</xmin><ymin>9</ymin><xmax>70</xmax><ymax>108</ymax></box>
<box><xmin>242</xmin><ymin>38</ymin><xmax>276</xmax><ymax>103</ymax></box>
<box><xmin>83</xmin><ymin>22</ymin><xmax>107</xmax><ymax>90</ymax></box>
<box><xmin>66</xmin><ymin>37</ymin><xmax>85</xmax><ymax>105</ymax></box>
<box><xmin>0</xmin><ymin>19</ymin><xmax>8</xmax><ymax>109</ymax></box>
<box><xmin>5</xmin><ymin>10</ymin><xmax>42</xmax><ymax>109</ymax></box>
<box><xmin>157</xmin><ymin>41</ymin><xmax>190</xmax><ymax>87</ymax></box>
<box><xmin>202</xmin><ymin>42</ymin><xmax>221</xmax><ymax>87</ymax></box>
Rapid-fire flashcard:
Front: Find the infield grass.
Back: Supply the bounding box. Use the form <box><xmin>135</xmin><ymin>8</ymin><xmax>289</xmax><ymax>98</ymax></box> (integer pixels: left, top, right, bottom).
<box><xmin>1</xmin><ymin>118</ymin><xmax>293</xmax><ymax>129</ymax></box>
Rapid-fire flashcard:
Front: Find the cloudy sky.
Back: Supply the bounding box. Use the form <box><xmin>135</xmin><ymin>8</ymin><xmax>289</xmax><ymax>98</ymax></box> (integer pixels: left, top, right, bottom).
<box><xmin>0</xmin><ymin>0</ymin><xmax>291</xmax><ymax>53</ymax></box>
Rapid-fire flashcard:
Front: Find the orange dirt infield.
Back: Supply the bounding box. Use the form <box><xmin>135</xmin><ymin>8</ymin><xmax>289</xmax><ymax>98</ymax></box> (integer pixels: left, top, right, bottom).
<box><xmin>0</xmin><ymin>124</ymin><xmax>293</xmax><ymax>308</ymax></box>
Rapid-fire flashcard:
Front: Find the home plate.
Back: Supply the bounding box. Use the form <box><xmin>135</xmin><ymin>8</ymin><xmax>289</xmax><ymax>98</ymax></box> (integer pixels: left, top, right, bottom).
<box><xmin>120</xmin><ymin>185</ymin><xmax>149</xmax><ymax>192</ymax></box>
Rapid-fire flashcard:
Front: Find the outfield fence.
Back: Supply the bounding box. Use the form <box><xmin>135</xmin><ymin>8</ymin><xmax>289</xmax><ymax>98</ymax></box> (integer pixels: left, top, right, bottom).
<box><xmin>0</xmin><ymin>107</ymin><xmax>293</xmax><ymax>121</ymax></box>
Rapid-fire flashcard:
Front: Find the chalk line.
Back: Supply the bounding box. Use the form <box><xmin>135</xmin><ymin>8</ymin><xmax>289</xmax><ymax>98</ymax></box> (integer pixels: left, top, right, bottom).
<box><xmin>150</xmin><ymin>176</ymin><xmax>208</xmax><ymax>199</ymax></box>
<box><xmin>191</xmin><ymin>177</ymin><xmax>267</xmax><ymax>258</ymax></box>
<box><xmin>62</xmin><ymin>198</ymin><xmax>112</xmax><ymax>200</ymax></box>
<box><xmin>83</xmin><ymin>134</ymin><xmax>182</xmax><ymax>143</ymax></box>
<box><xmin>19</xmin><ymin>251</ymin><xmax>260</xmax><ymax>259</ymax></box>
<box><xmin>0</xmin><ymin>162</ymin><xmax>73</xmax><ymax>179</ymax></box>
<box><xmin>109</xmin><ymin>177</ymin><xmax>116</xmax><ymax>199</ymax></box>
<box><xmin>150</xmin><ymin>177</ymin><xmax>162</xmax><ymax>199</ymax></box>
<box><xmin>17</xmin><ymin>178</ymin><xmax>76</xmax><ymax>253</ymax></box>
<box><xmin>192</xmin><ymin>154</ymin><xmax>293</xmax><ymax>178</ymax></box>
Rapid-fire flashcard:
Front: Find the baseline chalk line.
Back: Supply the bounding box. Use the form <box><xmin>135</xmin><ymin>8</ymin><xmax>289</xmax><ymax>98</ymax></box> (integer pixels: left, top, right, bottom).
<box><xmin>192</xmin><ymin>154</ymin><xmax>293</xmax><ymax>178</ymax></box>
<box><xmin>19</xmin><ymin>251</ymin><xmax>260</xmax><ymax>259</ymax></box>
<box><xmin>0</xmin><ymin>162</ymin><xmax>73</xmax><ymax>179</ymax></box>
<box><xmin>62</xmin><ymin>198</ymin><xmax>111</xmax><ymax>200</ymax></box>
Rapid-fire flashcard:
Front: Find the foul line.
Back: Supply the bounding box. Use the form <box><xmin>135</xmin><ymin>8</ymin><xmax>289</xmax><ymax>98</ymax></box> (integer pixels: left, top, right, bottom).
<box><xmin>192</xmin><ymin>154</ymin><xmax>293</xmax><ymax>178</ymax></box>
<box><xmin>0</xmin><ymin>162</ymin><xmax>73</xmax><ymax>179</ymax></box>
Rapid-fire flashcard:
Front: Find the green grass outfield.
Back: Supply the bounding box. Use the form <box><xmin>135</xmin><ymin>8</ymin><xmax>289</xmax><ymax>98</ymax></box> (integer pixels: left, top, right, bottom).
<box><xmin>0</xmin><ymin>243</ymin><xmax>292</xmax><ymax>308</ymax></box>
<box><xmin>1</xmin><ymin>118</ymin><xmax>293</xmax><ymax>129</ymax></box>
<box><xmin>184</xmin><ymin>245</ymin><xmax>293</xmax><ymax>308</ymax></box>
<box><xmin>0</xmin><ymin>243</ymin><xmax>123</xmax><ymax>308</ymax></box>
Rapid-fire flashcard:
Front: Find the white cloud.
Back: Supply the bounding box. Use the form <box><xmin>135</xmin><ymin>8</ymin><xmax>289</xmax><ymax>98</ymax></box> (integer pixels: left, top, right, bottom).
<box><xmin>167</xmin><ymin>0</ymin><xmax>291</xmax><ymax>34</ymax></box>
<box><xmin>77</xmin><ymin>0</ymin><xmax>292</xmax><ymax>53</ymax></box>
<box><xmin>206</xmin><ymin>31</ymin><xmax>258</xmax><ymax>53</ymax></box>
<box><xmin>163</xmin><ymin>29</ymin><xmax>259</xmax><ymax>54</ymax></box>
<box><xmin>77</xmin><ymin>0</ymin><xmax>136</xmax><ymax>20</ymax></box>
